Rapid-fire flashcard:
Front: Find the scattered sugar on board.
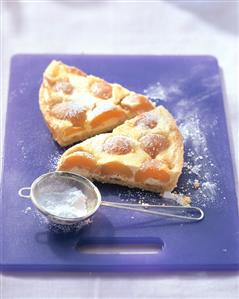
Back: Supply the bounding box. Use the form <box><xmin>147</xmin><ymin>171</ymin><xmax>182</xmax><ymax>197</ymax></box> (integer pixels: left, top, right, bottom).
<box><xmin>17</xmin><ymin>140</ymin><xmax>28</xmax><ymax>160</ymax></box>
<box><xmin>175</xmin><ymin>114</ymin><xmax>221</xmax><ymax>207</ymax></box>
<box><xmin>143</xmin><ymin>82</ymin><xmax>168</xmax><ymax>101</ymax></box>
<box><xmin>163</xmin><ymin>192</ymin><xmax>191</xmax><ymax>206</ymax></box>
<box><xmin>143</xmin><ymin>73</ymin><xmax>223</xmax><ymax>208</ymax></box>
<box><xmin>48</xmin><ymin>152</ymin><xmax>62</xmax><ymax>171</ymax></box>
<box><xmin>178</xmin><ymin>112</ymin><xmax>221</xmax><ymax>207</ymax></box>
<box><xmin>19</xmin><ymin>80</ymin><xmax>29</xmax><ymax>95</ymax></box>
<box><xmin>118</xmin><ymin>187</ymin><xmax>190</xmax><ymax>207</ymax></box>
<box><xmin>22</xmin><ymin>206</ymin><xmax>32</xmax><ymax>214</ymax></box>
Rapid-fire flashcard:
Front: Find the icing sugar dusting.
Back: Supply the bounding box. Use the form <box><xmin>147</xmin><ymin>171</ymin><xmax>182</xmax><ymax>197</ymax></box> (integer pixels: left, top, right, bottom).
<box><xmin>202</xmin><ymin>181</ymin><xmax>217</xmax><ymax>197</ymax></box>
<box><xmin>135</xmin><ymin>110</ymin><xmax>159</xmax><ymax>129</ymax></box>
<box><xmin>37</xmin><ymin>187</ymin><xmax>87</xmax><ymax>218</ymax></box>
<box><xmin>48</xmin><ymin>151</ymin><xmax>61</xmax><ymax>171</ymax></box>
<box><xmin>144</xmin><ymin>82</ymin><xmax>167</xmax><ymax>101</ymax></box>
<box><xmin>52</xmin><ymin>101</ymin><xmax>86</xmax><ymax>119</ymax></box>
<box><xmin>175</xmin><ymin>104</ymin><xmax>220</xmax><ymax>206</ymax></box>
<box><xmin>175</xmin><ymin>106</ymin><xmax>220</xmax><ymax>206</ymax></box>
<box><xmin>90</xmin><ymin>102</ymin><xmax>117</xmax><ymax>116</ymax></box>
<box><xmin>142</xmin><ymin>66</ymin><xmax>222</xmax><ymax>207</ymax></box>
<box><xmin>103</xmin><ymin>135</ymin><xmax>133</xmax><ymax>155</ymax></box>
<box><xmin>178</xmin><ymin>110</ymin><xmax>208</xmax><ymax>155</ymax></box>
<box><xmin>70</xmin><ymin>91</ymin><xmax>96</xmax><ymax>109</ymax></box>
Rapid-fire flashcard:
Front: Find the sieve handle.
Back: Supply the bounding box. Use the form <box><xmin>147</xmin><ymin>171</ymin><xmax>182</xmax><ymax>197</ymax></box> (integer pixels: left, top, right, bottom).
<box><xmin>18</xmin><ymin>187</ymin><xmax>31</xmax><ymax>199</ymax></box>
<box><xmin>101</xmin><ymin>201</ymin><xmax>204</xmax><ymax>221</ymax></box>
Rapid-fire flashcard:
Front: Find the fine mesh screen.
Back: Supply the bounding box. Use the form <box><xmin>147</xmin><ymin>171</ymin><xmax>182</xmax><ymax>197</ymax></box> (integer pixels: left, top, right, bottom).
<box><xmin>32</xmin><ymin>172</ymin><xmax>100</xmax><ymax>218</ymax></box>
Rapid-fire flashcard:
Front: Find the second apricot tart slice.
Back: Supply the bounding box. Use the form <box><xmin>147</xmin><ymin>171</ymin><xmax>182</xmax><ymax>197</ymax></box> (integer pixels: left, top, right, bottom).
<box><xmin>57</xmin><ymin>106</ymin><xmax>184</xmax><ymax>193</ymax></box>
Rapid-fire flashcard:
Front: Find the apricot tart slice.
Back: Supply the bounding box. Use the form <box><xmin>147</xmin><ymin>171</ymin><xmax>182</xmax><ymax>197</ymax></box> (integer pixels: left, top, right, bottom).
<box><xmin>39</xmin><ymin>60</ymin><xmax>154</xmax><ymax>146</ymax></box>
<box><xmin>57</xmin><ymin>106</ymin><xmax>184</xmax><ymax>193</ymax></box>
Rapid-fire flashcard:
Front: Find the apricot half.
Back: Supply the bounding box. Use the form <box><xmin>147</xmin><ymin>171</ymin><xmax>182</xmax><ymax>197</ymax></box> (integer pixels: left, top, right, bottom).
<box><xmin>100</xmin><ymin>161</ymin><xmax>133</xmax><ymax>178</ymax></box>
<box><xmin>90</xmin><ymin>105</ymin><xmax>126</xmax><ymax>128</ymax></box>
<box><xmin>135</xmin><ymin>111</ymin><xmax>158</xmax><ymax>129</ymax></box>
<box><xmin>58</xmin><ymin>151</ymin><xmax>97</xmax><ymax>171</ymax></box>
<box><xmin>102</xmin><ymin>135</ymin><xmax>133</xmax><ymax>155</ymax></box>
<box><xmin>53</xmin><ymin>80</ymin><xmax>74</xmax><ymax>94</ymax></box>
<box><xmin>90</xmin><ymin>80</ymin><xmax>112</xmax><ymax>99</ymax></box>
<box><xmin>68</xmin><ymin>66</ymin><xmax>87</xmax><ymax>77</ymax></box>
<box><xmin>139</xmin><ymin>134</ymin><xmax>169</xmax><ymax>158</ymax></box>
<box><xmin>121</xmin><ymin>94</ymin><xmax>154</xmax><ymax>112</ymax></box>
<box><xmin>135</xmin><ymin>160</ymin><xmax>170</xmax><ymax>183</ymax></box>
<box><xmin>52</xmin><ymin>101</ymin><xmax>86</xmax><ymax>127</ymax></box>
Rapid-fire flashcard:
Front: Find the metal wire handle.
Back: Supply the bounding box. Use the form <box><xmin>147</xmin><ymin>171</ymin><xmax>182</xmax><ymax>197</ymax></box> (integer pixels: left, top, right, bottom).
<box><xmin>101</xmin><ymin>201</ymin><xmax>204</xmax><ymax>221</ymax></box>
<box><xmin>18</xmin><ymin>186</ymin><xmax>204</xmax><ymax>221</ymax></box>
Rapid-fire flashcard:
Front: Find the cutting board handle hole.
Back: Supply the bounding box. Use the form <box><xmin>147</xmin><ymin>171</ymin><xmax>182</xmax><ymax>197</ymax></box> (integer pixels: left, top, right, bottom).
<box><xmin>76</xmin><ymin>238</ymin><xmax>164</xmax><ymax>255</ymax></box>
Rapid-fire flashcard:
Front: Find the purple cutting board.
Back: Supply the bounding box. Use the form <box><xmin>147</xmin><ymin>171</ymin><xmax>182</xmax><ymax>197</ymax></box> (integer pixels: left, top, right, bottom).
<box><xmin>1</xmin><ymin>54</ymin><xmax>238</xmax><ymax>271</ymax></box>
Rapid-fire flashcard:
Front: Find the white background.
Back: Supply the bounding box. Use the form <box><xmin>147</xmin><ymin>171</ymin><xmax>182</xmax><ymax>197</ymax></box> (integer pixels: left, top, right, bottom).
<box><xmin>1</xmin><ymin>1</ymin><xmax>239</xmax><ymax>298</ymax></box>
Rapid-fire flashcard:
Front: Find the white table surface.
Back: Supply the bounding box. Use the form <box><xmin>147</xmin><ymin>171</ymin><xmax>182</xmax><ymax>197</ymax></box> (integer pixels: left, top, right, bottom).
<box><xmin>1</xmin><ymin>1</ymin><xmax>239</xmax><ymax>298</ymax></box>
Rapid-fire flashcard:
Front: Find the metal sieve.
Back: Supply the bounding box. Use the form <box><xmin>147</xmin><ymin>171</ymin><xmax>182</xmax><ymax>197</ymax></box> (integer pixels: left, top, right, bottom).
<box><xmin>18</xmin><ymin>171</ymin><xmax>204</xmax><ymax>226</ymax></box>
